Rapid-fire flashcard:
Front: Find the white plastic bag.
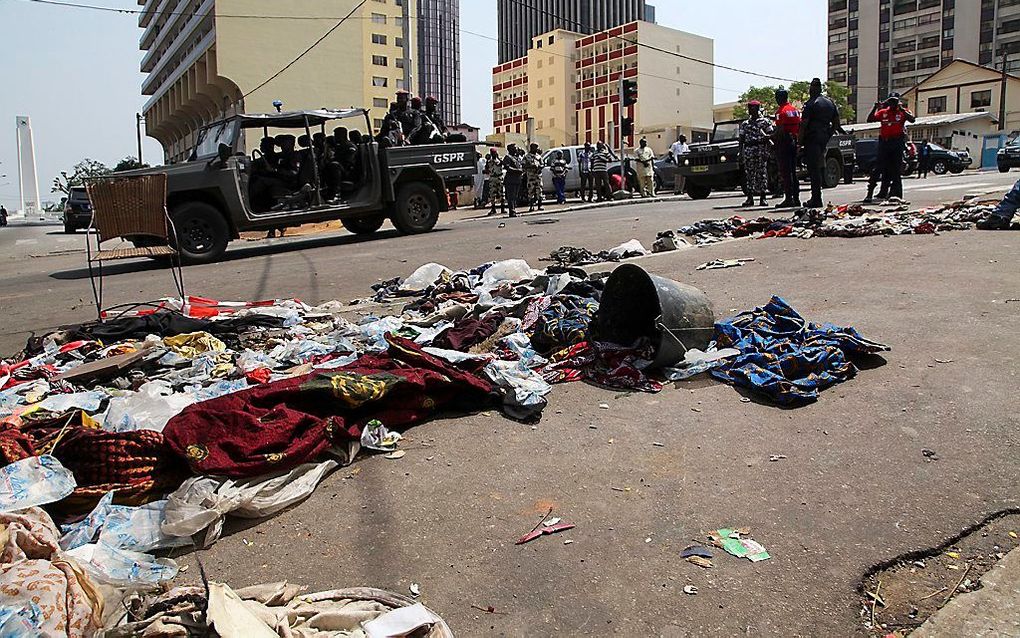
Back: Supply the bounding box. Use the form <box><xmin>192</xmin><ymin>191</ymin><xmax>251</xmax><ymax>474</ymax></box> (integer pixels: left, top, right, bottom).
<box><xmin>481</xmin><ymin>259</ymin><xmax>536</xmax><ymax>285</ymax></box>
<box><xmin>608</xmin><ymin>239</ymin><xmax>649</xmax><ymax>259</ymax></box>
<box><xmin>0</xmin><ymin>455</ymin><xmax>76</xmax><ymax>512</ymax></box>
<box><xmin>66</xmin><ymin>542</ymin><xmax>178</xmax><ymax>587</ymax></box>
<box><xmin>162</xmin><ymin>460</ymin><xmax>339</xmax><ymax>547</ymax></box>
<box><xmin>102</xmin><ymin>381</ymin><xmax>195</xmax><ymax>433</ymax></box>
<box><xmin>399</xmin><ymin>263</ymin><xmax>450</xmax><ymax>292</ymax></box>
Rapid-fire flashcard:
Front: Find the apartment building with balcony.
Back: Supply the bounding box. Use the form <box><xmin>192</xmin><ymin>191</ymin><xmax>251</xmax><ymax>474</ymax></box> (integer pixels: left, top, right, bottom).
<box><xmin>491</xmin><ymin>21</ymin><xmax>713</xmax><ymax>154</ymax></box>
<box><xmin>139</xmin><ymin>0</ymin><xmax>418</xmax><ymax>162</ymax></box>
<box><xmin>828</xmin><ymin>0</ymin><xmax>1020</xmax><ymax>123</ymax></box>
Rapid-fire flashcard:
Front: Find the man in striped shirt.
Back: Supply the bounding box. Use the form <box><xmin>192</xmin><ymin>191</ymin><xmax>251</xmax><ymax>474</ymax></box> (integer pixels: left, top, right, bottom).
<box><xmin>591</xmin><ymin>142</ymin><xmax>613</xmax><ymax>202</ymax></box>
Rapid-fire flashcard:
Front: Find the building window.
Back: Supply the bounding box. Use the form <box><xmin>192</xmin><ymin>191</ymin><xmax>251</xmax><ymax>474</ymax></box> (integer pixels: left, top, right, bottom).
<box><xmin>371</xmin><ymin>13</ymin><xmax>386</xmax><ymax>24</ymax></box>
<box><xmin>395</xmin><ymin>37</ymin><xmax>404</xmax><ymax>47</ymax></box>
<box><xmin>373</xmin><ymin>55</ymin><xmax>388</xmax><ymax>66</ymax></box>
<box><xmin>373</xmin><ymin>97</ymin><xmax>388</xmax><ymax>108</ymax></box>
<box><xmin>971</xmin><ymin>89</ymin><xmax>992</xmax><ymax>108</ymax></box>
<box><xmin>549</xmin><ymin>35</ymin><xmax>555</xmax><ymax>44</ymax></box>
<box><xmin>395</xmin><ymin>58</ymin><xmax>405</xmax><ymax>69</ymax></box>
<box><xmin>396</xmin><ymin>78</ymin><xmax>406</xmax><ymax>90</ymax></box>
<box><xmin>374</xmin><ymin>118</ymin><xmax>385</xmax><ymax>129</ymax></box>
<box><xmin>928</xmin><ymin>96</ymin><xmax>947</xmax><ymax>113</ymax></box>
<box><xmin>373</xmin><ymin>76</ymin><xmax>388</xmax><ymax>87</ymax></box>
<box><xmin>372</xmin><ymin>34</ymin><xmax>387</xmax><ymax>45</ymax></box>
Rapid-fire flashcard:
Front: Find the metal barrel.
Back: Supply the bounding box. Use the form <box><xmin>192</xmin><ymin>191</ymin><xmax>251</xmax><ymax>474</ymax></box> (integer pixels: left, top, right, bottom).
<box><xmin>591</xmin><ymin>264</ymin><xmax>715</xmax><ymax>369</ymax></box>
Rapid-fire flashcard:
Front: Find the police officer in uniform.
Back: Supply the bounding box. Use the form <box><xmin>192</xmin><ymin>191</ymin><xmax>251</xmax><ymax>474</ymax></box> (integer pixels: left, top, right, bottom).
<box><xmin>773</xmin><ymin>88</ymin><xmax>801</xmax><ymax>208</ymax></box>
<box><xmin>485</xmin><ymin>148</ymin><xmax>506</xmax><ymax>216</ymax></box>
<box><xmin>798</xmin><ymin>78</ymin><xmax>841</xmax><ymax>208</ymax></box>
<box><xmin>524</xmin><ymin>143</ymin><xmax>544</xmax><ymax>212</ymax></box>
<box><xmin>866</xmin><ymin>93</ymin><xmax>915</xmax><ymax>201</ymax></box>
<box><xmin>502</xmin><ymin>144</ymin><xmax>525</xmax><ymax>217</ymax></box>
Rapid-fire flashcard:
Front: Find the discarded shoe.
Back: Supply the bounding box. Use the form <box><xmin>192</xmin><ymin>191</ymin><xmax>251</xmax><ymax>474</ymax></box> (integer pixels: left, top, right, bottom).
<box><xmin>976</xmin><ymin>216</ymin><xmax>1013</xmax><ymax>230</ymax></box>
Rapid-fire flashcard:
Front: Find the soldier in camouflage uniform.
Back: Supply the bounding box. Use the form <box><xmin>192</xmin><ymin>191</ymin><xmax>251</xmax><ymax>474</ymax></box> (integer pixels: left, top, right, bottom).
<box><xmin>524</xmin><ymin>143</ymin><xmax>545</xmax><ymax>212</ymax></box>
<box><xmin>485</xmin><ymin>149</ymin><xmax>506</xmax><ymax>217</ymax></box>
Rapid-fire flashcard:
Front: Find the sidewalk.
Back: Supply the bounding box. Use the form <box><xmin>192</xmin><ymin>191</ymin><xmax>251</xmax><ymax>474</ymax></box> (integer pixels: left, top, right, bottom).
<box><xmin>452</xmin><ymin>192</ymin><xmax>688</xmax><ymax>223</ymax></box>
<box><xmin>912</xmin><ymin>547</ymin><xmax>1020</xmax><ymax>637</ymax></box>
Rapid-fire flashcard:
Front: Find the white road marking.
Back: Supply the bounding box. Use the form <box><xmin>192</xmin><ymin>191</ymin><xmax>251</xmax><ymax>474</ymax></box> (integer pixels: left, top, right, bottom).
<box><xmin>14</xmin><ymin>239</ymin><xmax>37</xmax><ymax>246</ymax></box>
<box><xmin>911</xmin><ymin>182</ymin><xmax>993</xmax><ymax>192</ymax></box>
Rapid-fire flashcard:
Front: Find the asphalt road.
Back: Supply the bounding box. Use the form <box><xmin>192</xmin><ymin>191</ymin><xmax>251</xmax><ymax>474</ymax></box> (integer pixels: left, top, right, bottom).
<box><xmin>1</xmin><ymin>170</ymin><xmax>1019</xmax><ymax>636</ymax></box>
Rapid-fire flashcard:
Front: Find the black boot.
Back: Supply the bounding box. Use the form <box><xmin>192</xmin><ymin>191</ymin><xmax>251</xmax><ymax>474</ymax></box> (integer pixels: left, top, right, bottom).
<box><xmin>976</xmin><ymin>216</ymin><xmax>1012</xmax><ymax>230</ymax></box>
<box><xmin>741</xmin><ymin>197</ymin><xmax>754</xmax><ymax>207</ymax></box>
<box><xmin>759</xmin><ymin>196</ymin><xmax>768</xmax><ymax>207</ymax></box>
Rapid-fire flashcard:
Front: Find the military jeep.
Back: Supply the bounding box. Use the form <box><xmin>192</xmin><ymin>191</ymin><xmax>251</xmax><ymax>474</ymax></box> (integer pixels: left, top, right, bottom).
<box><xmin>120</xmin><ymin>109</ymin><xmax>478</xmax><ymax>263</ymax></box>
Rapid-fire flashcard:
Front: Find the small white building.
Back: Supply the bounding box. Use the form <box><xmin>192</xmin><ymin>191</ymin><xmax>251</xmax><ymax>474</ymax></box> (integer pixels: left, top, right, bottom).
<box><xmin>842</xmin><ymin>112</ymin><xmax>999</xmax><ymax>166</ymax></box>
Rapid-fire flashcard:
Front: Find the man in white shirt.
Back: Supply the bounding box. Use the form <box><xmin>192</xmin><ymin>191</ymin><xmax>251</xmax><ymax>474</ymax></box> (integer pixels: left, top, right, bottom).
<box><xmin>668</xmin><ymin>134</ymin><xmax>690</xmax><ymax>195</ymax></box>
<box><xmin>669</xmin><ymin>134</ymin><xmax>689</xmax><ymax>162</ymax></box>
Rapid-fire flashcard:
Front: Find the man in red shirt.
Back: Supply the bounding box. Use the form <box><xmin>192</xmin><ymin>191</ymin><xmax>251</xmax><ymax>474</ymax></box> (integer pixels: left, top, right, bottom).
<box><xmin>773</xmin><ymin>88</ymin><xmax>802</xmax><ymax>208</ymax></box>
<box><xmin>866</xmin><ymin>93</ymin><xmax>916</xmax><ymax>201</ymax></box>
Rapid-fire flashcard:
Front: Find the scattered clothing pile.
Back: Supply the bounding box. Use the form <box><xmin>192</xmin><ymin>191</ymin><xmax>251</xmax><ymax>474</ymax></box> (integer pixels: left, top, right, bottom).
<box><xmin>545</xmin><ymin>239</ymin><xmax>650</xmax><ymax>267</ymax></box>
<box><xmin>0</xmin><ymin>257</ymin><xmax>890</xmax><ymax>630</ymax></box>
<box><xmin>676</xmin><ymin>198</ymin><xmax>997</xmax><ymax>245</ymax></box>
<box><xmin>713</xmin><ymin>296</ymin><xmax>890</xmax><ymax>406</ymax></box>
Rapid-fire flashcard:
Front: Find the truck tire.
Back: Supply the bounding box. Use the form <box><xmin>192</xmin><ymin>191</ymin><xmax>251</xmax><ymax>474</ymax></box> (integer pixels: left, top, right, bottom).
<box><xmin>685</xmin><ymin>183</ymin><xmax>711</xmax><ymax>200</ymax></box>
<box><xmin>172</xmin><ymin>201</ymin><xmax>230</xmax><ymax>264</ymax></box>
<box><xmin>391</xmin><ymin>183</ymin><xmax>439</xmax><ymax>234</ymax></box>
<box><xmin>932</xmin><ymin>160</ymin><xmax>948</xmax><ymax>175</ymax></box>
<box><xmin>63</xmin><ymin>218</ymin><xmax>76</xmax><ymax>234</ymax></box>
<box><xmin>1000</xmin><ymin>165</ymin><xmax>1010</xmax><ymax>173</ymax></box>
<box><xmin>342</xmin><ymin>216</ymin><xmax>385</xmax><ymax>235</ymax></box>
<box><xmin>950</xmin><ymin>166</ymin><xmax>965</xmax><ymax>175</ymax></box>
<box><xmin>823</xmin><ymin>156</ymin><xmax>842</xmax><ymax>189</ymax></box>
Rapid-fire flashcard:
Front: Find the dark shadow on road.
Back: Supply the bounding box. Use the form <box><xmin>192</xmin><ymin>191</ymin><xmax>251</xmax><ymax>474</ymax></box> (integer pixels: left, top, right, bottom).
<box><xmin>47</xmin><ymin>228</ymin><xmax>449</xmax><ymax>281</ymax></box>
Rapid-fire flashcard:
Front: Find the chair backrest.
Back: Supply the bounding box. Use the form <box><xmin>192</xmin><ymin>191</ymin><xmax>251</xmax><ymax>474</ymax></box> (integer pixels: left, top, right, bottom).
<box><xmin>85</xmin><ymin>173</ymin><xmax>169</xmax><ymax>245</ymax></box>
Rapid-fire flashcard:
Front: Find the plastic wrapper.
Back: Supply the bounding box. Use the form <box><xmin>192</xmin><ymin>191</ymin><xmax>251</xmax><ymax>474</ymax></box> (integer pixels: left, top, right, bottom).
<box><xmin>66</xmin><ymin>541</ymin><xmax>179</xmax><ymax>587</ymax></box>
<box><xmin>0</xmin><ymin>455</ymin><xmax>76</xmax><ymax>513</ymax></box>
<box><xmin>162</xmin><ymin>460</ymin><xmax>339</xmax><ymax>547</ymax></box>
<box><xmin>102</xmin><ymin>381</ymin><xmax>196</xmax><ymax>433</ymax></box>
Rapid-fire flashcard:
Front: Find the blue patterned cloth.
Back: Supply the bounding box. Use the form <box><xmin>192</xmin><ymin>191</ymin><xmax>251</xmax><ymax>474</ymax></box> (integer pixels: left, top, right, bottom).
<box><xmin>712</xmin><ymin>297</ymin><xmax>890</xmax><ymax>406</ymax></box>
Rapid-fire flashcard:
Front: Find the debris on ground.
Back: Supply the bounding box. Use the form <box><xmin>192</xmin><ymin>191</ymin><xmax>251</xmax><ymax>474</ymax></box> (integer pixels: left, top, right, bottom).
<box><xmin>697</xmin><ymin>258</ymin><xmax>755</xmax><ymax>271</ymax></box>
<box><xmin>683</xmin><ymin>585</ymin><xmax>699</xmax><ymax>595</ymax></box>
<box><xmin>709</xmin><ymin>528</ymin><xmax>771</xmax><ymax>562</ymax></box>
<box><xmin>673</xmin><ymin>198</ymin><xmax>997</xmax><ymax>245</ymax></box>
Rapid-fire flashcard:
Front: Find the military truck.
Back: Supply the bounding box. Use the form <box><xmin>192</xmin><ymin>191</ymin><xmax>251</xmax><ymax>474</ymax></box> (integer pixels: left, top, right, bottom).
<box><xmin>121</xmin><ymin>109</ymin><xmax>478</xmax><ymax>263</ymax></box>
<box><xmin>677</xmin><ymin>119</ymin><xmax>856</xmax><ymax>200</ymax></box>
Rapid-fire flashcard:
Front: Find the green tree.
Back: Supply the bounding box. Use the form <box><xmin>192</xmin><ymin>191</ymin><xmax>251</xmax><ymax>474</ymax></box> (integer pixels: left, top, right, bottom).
<box><xmin>51</xmin><ymin>158</ymin><xmax>111</xmax><ymax>195</ymax></box>
<box><xmin>114</xmin><ymin>156</ymin><xmax>149</xmax><ymax>172</ymax></box>
<box><xmin>733</xmin><ymin>81</ymin><xmax>856</xmax><ymax>122</ymax></box>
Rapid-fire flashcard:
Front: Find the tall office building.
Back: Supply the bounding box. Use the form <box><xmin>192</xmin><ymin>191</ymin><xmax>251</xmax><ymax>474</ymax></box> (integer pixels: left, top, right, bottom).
<box><xmin>417</xmin><ymin>0</ymin><xmax>461</xmax><ymax>125</ymax></box>
<box><xmin>496</xmin><ymin>0</ymin><xmax>654</xmax><ymax>64</ymax></box>
<box><xmin>138</xmin><ymin>0</ymin><xmax>426</xmax><ymax>162</ymax></box>
<box><xmin>828</xmin><ymin>0</ymin><xmax>1020</xmax><ymax>122</ymax></box>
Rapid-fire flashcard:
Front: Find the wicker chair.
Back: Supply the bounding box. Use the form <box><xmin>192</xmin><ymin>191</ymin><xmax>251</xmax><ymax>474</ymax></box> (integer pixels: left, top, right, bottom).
<box><xmin>84</xmin><ymin>173</ymin><xmax>185</xmax><ymax>320</ymax></box>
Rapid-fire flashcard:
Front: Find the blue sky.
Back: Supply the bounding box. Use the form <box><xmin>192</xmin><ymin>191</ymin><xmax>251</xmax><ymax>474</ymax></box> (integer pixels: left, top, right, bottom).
<box><xmin>0</xmin><ymin>0</ymin><xmax>825</xmax><ymax>210</ymax></box>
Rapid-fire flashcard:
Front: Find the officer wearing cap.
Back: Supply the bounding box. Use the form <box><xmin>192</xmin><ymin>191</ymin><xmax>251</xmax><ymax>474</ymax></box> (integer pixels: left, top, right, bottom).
<box><xmin>866</xmin><ymin>92</ymin><xmax>915</xmax><ymax>201</ymax></box>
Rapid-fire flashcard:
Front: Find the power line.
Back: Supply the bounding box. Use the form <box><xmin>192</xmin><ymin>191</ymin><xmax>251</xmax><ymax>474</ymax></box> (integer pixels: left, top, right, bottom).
<box><xmin>242</xmin><ymin>0</ymin><xmax>368</xmax><ymax>99</ymax></box>
<box><xmin>19</xmin><ymin>0</ymin><xmax>746</xmax><ymax>95</ymax></box>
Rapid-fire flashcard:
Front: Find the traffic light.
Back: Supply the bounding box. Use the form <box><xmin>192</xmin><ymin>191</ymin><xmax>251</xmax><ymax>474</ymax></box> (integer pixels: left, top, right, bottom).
<box><xmin>621</xmin><ymin>117</ymin><xmax>634</xmax><ymax>137</ymax></box>
<box><xmin>622</xmin><ymin>79</ymin><xmax>639</xmax><ymax>106</ymax></box>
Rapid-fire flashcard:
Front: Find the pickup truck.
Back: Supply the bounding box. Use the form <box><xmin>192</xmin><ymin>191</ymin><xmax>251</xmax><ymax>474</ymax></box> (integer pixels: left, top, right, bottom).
<box><xmin>677</xmin><ymin>119</ymin><xmax>856</xmax><ymax>200</ymax></box>
<box><xmin>120</xmin><ymin>109</ymin><xmax>478</xmax><ymax>263</ymax></box>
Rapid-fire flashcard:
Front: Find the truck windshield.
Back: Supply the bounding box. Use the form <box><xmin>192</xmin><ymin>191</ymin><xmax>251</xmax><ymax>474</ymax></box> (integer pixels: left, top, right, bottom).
<box><xmin>712</xmin><ymin>123</ymin><xmax>740</xmax><ymax>143</ymax></box>
<box><xmin>192</xmin><ymin>121</ymin><xmax>238</xmax><ymax>160</ymax></box>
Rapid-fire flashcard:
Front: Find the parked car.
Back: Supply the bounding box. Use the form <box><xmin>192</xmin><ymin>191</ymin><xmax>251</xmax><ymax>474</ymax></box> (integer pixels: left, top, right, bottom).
<box><xmin>854</xmin><ymin>139</ymin><xmax>917</xmax><ymax>177</ymax></box>
<box><xmin>539</xmin><ymin>145</ymin><xmax>628</xmax><ymax>196</ymax></box>
<box><xmin>997</xmin><ymin>140</ymin><xmax>1020</xmax><ymax>172</ymax></box>
<box><xmin>111</xmin><ymin>109</ymin><xmax>478</xmax><ymax>263</ymax></box>
<box><xmin>63</xmin><ymin>186</ymin><xmax>93</xmax><ymax>233</ymax></box>
<box><xmin>924</xmin><ymin>142</ymin><xmax>971</xmax><ymax>174</ymax></box>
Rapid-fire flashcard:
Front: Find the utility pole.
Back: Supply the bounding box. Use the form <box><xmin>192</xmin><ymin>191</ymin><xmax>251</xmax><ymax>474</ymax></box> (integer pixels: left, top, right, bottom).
<box><xmin>1000</xmin><ymin>51</ymin><xmax>1008</xmax><ymax>132</ymax></box>
<box><xmin>618</xmin><ymin>73</ymin><xmax>625</xmax><ymax>188</ymax></box>
<box><xmin>136</xmin><ymin>114</ymin><xmax>145</xmax><ymax>164</ymax></box>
